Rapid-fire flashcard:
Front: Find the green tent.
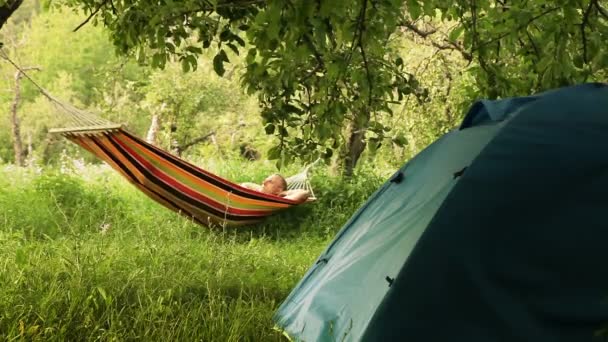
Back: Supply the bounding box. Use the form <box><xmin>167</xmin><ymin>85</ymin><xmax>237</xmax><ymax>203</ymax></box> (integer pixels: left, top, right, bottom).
<box><xmin>274</xmin><ymin>83</ymin><xmax>608</xmax><ymax>342</ymax></box>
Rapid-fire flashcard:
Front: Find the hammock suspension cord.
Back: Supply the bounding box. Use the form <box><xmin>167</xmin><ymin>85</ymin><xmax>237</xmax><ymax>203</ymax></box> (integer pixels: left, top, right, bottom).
<box><xmin>0</xmin><ymin>49</ymin><xmax>115</xmax><ymax>130</ymax></box>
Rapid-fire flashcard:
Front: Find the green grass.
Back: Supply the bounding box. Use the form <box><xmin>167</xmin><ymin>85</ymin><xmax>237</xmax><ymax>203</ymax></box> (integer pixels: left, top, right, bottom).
<box><xmin>0</xmin><ymin>159</ymin><xmax>385</xmax><ymax>341</ymax></box>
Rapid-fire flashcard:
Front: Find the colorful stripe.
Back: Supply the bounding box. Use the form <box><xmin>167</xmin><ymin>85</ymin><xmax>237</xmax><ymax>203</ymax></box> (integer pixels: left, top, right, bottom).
<box><xmin>62</xmin><ymin>128</ymin><xmax>300</xmax><ymax>227</ymax></box>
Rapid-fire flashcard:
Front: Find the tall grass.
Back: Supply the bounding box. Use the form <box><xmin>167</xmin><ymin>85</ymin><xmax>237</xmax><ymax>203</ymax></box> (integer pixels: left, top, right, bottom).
<box><xmin>0</xmin><ymin>158</ymin><xmax>385</xmax><ymax>341</ymax></box>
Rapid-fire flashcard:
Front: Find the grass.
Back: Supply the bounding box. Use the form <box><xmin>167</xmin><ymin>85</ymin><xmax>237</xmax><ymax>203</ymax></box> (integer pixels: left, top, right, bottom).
<box><xmin>0</xmin><ymin>158</ymin><xmax>385</xmax><ymax>341</ymax></box>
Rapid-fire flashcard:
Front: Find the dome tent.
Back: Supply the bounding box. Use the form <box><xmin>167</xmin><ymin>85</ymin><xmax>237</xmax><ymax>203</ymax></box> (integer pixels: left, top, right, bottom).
<box><xmin>274</xmin><ymin>83</ymin><xmax>608</xmax><ymax>342</ymax></box>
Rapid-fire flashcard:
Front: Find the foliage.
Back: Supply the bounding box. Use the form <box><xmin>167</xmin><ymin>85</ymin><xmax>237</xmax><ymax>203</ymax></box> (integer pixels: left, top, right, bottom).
<box><xmin>0</xmin><ymin>4</ymin><xmax>269</xmax><ymax>164</ymax></box>
<box><xmin>0</xmin><ymin>6</ymin><xmax>118</xmax><ymax>104</ymax></box>
<box><xmin>357</xmin><ymin>28</ymin><xmax>477</xmax><ymax>168</ymax></box>
<box><xmin>58</xmin><ymin>0</ymin><xmax>422</xmax><ymax>169</ymax></box>
<box><xmin>139</xmin><ymin>60</ymin><xmax>258</xmax><ymax>153</ymax></box>
<box><xmin>402</xmin><ymin>0</ymin><xmax>608</xmax><ymax>98</ymax></box>
<box><xmin>55</xmin><ymin>0</ymin><xmax>608</xmax><ymax>172</ymax></box>
<box><xmin>0</xmin><ymin>6</ymin><xmax>129</xmax><ymax>162</ymax></box>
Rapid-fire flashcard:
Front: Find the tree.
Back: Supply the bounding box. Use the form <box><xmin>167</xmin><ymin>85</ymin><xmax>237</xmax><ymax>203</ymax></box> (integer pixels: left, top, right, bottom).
<box><xmin>401</xmin><ymin>0</ymin><xmax>608</xmax><ymax>99</ymax></box>
<box><xmin>137</xmin><ymin>58</ymin><xmax>262</xmax><ymax>155</ymax></box>
<box><xmin>0</xmin><ymin>7</ymin><xmax>140</xmax><ymax>163</ymax></box>
<box><xmin>45</xmin><ymin>0</ymin><xmax>608</xmax><ymax>175</ymax></box>
<box><xmin>9</xmin><ymin>66</ymin><xmax>39</xmax><ymax>166</ymax></box>
<box><xmin>59</xmin><ymin>0</ymin><xmax>418</xmax><ymax>176</ymax></box>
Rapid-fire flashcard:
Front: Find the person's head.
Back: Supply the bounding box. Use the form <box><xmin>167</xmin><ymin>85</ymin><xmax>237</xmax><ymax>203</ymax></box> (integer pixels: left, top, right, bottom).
<box><xmin>261</xmin><ymin>173</ymin><xmax>287</xmax><ymax>195</ymax></box>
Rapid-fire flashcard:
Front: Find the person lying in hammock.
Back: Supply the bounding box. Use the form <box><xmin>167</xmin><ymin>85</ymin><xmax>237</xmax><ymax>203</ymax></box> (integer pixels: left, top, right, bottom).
<box><xmin>240</xmin><ymin>174</ymin><xmax>311</xmax><ymax>203</ymax></box>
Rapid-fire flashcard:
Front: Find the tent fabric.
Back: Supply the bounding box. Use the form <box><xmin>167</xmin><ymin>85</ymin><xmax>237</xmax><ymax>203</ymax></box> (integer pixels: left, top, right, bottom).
<box><xmin>274</xmin><ymin>83</ymin><xmax>608</xmax><ymax>342</ymax></box>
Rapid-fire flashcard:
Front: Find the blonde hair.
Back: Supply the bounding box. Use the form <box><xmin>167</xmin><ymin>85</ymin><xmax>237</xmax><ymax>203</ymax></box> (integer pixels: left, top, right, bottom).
<box><xmin>270</xmin><ymin>174</ymin><xmax>287</xmax><ymax>191</ymax></box>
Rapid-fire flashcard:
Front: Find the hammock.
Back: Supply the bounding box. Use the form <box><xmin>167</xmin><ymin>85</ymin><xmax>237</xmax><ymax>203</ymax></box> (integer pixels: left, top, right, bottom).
<box><xmin>0</xmin><ymin>54</ymin><xmax>318</xmax><ymax>227</ymax></box>
<box><xmin>0</xmin><ymin>53</ymin><xmax>320</xmax><ymax>227</ymax></box>
<box><xmin>51</xmin><ymin>123</ymin><xmax>318</xmax><ymax>227</ymax></box>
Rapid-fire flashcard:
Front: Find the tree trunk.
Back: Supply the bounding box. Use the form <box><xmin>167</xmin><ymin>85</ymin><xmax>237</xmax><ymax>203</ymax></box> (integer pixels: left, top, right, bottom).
<box><xmin>25</xmin><ymin>130</ymin><xmax>33</xmax><ymax>166</ymax></box>
<box><xmin>146</xmin><ymin>113</ymin><xmax>161</xmax><ymax>145</ymax></box>
<box><xmin>10</xmin><ymin>67</ymin><xmax>40</xmax><ymax>167</ymax></box>
<box><xmin>339</xmin><ymin>111</ymin><xmax>370</xmax><ymax>178</ymax></box>
<box><xmin>40</xmin><ymin>131</ymin><xmax>56</xmax><ymax>165</ymax></box>
<box><xmin>10</xmin><ymin>70</ymin><xmax>25</xmax><ymax>166</ymax></box>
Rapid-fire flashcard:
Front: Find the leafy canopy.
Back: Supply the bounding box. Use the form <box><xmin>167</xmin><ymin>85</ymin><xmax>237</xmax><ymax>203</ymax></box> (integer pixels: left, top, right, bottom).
<box><xmin>57</xmin><ymin>0</ymin><xmax>608</xmax><ymax>166</ymax></box>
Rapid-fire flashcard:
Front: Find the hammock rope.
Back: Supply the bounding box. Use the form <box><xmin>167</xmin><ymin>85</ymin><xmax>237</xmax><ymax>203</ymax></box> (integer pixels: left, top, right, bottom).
<box><xmin>0</xmin><ymin>51</ymin><xmax>318</xmax><ymax>227</ymax></box>
<box><xmin>285</xmin><ymin>158</ymin><xmax>320</xmax><ymax>200</ymax></box>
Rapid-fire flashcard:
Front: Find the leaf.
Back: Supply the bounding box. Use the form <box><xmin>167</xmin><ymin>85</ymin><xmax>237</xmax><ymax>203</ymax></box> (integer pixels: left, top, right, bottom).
<box><xmin>267</xmin><ymin>145</ymin><xmax>281</xmax><ymax>160</ymax></box>
<box><xmin>187</xmin><ymin>55</ymin><xmax>198</xmax><ymax>71</ymax></box>
<box><xmin>246</xmin><ymin>48</ymin><xmax>257</xmax><ymax>64</ymax></box>
<box><xmin>266</xmin><ymin>5</ymin><xmax>282</xmax><ymax>39</ymax></box>
<box><xmin>137</xmin><ymin>46</ymin><xmax>145</xmax><ymax>63</ymax></box>
<box><xmin>448</xmin><ymin>25</ymin><xmax>464</xmax><ymax>42</ymax></box>
<box><xmin>422</xmin><ymin>0</ymin><xmax>435</xmax><ymax>15</ymax></box>
<box><xmin>268</xmin><ymin>39</ymin><xmax>279</xmax><ymax>51</ymax></box>
<box><xmin>185</xmin><ymin>46</ymin><xmax>202</xmax><ymax>54</ymax></box>
<box><xmin>213</xmin><ymin>50</ymin><xmax>229</xmax><ymax>76</ymax></box>
<box><xmin>327</xmin><ymin>61</ymin><xmax>341</xmax><ymax>79</ymax></box>
<box><xmin>227</xmin><ymin>43</ymin><xmax>240</xmax><ymax>55</ymax></box>
<box><xmin>392</xmin><ymin>133</ymin><xmax>408</xmax><ymax>147</ymax></box>
<box><xmin>165</xmin><ymin>42</ymin><xmax>176</xmax><ymax>53</ymax></box>
<box><xmin>97</xmin><ymin>287</ymin><xmax>108</xmax><ymax>303</ymax></box>
<box><xmin>395</xmin><ymin>57</ymin><xmax>403</xmax><ymax>67</ymax></box>
<box><xmin>233</xmin><ymin>35</ymin><xmax>246</xmax><ymax>47</ymax></box>
<box><xmin>282</xmin><ymin>149</ymin><xmax>293</xmax><ymax>167</ymax></box>
<box><xmin>265</xmin><ymin>123</ymin><xmax>275</xmax><ymax>134</ymax></box>
<box><xmin>219</xmin><ymin>29</ymin><xmax>231</xmax><ymax>42</ymax></box>
<box><xmin>278</xmin><ymin>125</ymin><xmax>288</xmax><ymax>137</ymax></box>
<box><xmin>407</xmin><ymin>0</ymin><xmax>422</xmax><ymax>20</ymax></box>
<box><xmin>181</xmin><ymin>59</ymin><xmax>190</xmax><ymax>73</ymax></box>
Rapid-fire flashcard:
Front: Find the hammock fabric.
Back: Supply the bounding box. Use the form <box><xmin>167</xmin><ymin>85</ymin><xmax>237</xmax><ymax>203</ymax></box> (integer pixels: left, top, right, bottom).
<box><xmin>57</xmin><ymin>126</ymin><xmax>306</xmax><ymax>227</ymax></box>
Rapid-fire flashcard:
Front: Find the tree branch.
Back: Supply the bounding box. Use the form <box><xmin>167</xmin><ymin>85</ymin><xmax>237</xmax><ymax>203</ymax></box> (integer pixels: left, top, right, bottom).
<box><xmin>109</xmin><ymin>0</ymin><xmax>117</xmax><ymax>14</ymax></box>
<box><xmin>474</xmin><ymin>7</ymin><xmax>560</xmax><ymax>53</ymax></box>
<box><xmin>74</xmin><ymin>0</ymin><xmax>266</xmax><ymax>32</ymax></box>
<box><xmin>594</xmin><ymin>0</ymin><xmax>608</xmax><ymax>20</ymax></box>
<box><xmin>217</xmin><ymin>0</ymin><xmax>266</xmax><ymax>9</ymax></box>
<box><xmin>398</xmin><ymin>20</ymin><xmax>472</xmax><ymax>61</ymax></box>
<box><xmin>177</xmin><ymin>131</ymin><xmax>216</xmax><ymax>154</ymax></box>
<box><xmin>399</xmin><ymin>20</ymin><xmax>438</xmax><ymax>38</ymax></box>
<box><xmin>302</xmin><ymin>34</ymin><xmax>325</xmax><ymax>68</ymax></box>
<box><xmin>581</xmin><ymin>0</ymin><xmax>594</xmax><ymax>63</ymax></box>
<box><xmin>357</xmin><ymin>0</ymin><xmax>373</xmax><ymax>108</ymax></box>
<box><xmin>73</xmin><ymin>0</ymin><xmax>110</xmax><ymax>32</ymax></box>
<box><xmin>525</xmin><ymin>29</ymin><xmax>540</xmax><ymax>59</ymax></box>
<box><xmin>14</xmin><ymin>66</ymin><xmax>41</xmax><ymax>76</ymax></box>
<box><xmin>431</xmin><ymin>40</ymin><xmax>473</xmax><ymax>61</ymax></box>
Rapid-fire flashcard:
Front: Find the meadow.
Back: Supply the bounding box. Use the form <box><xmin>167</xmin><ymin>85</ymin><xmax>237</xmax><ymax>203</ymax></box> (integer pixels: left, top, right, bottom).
<box><xmin>0</xmin><ymin>157</ymin><xmax>384</xmax><ymax>341</ymax></box>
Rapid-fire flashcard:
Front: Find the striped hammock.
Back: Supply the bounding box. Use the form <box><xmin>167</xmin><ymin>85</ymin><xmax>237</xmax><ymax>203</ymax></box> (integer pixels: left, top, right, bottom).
<box><xmin>53</xmin><ymin>125</ymin><xmax>314</xmax><ymax>227</ymax></box>
<box><xmin>47</xmin><ymin>105</ymin><xmax>316</xmax><ymax>228</ymax></box>
<box><xmin>0</xmin><ymin>52</ymin><xmax>317</xmax><ymax>227</ymax></box>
